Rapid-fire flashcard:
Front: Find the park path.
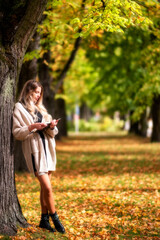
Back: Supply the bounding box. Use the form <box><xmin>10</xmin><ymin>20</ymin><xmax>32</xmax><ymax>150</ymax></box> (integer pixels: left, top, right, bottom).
<box><xmin>55</xmin><ymin>132</ymin><xmax>160</xmax><ymax>176</ymax></box>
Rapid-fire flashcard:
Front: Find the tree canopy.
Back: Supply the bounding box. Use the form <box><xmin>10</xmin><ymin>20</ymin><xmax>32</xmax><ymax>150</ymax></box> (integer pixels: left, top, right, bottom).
<box><xmin>61</xmin><ymin>0</ymin><xmax>159</xmax><ymax>122</ymax></box>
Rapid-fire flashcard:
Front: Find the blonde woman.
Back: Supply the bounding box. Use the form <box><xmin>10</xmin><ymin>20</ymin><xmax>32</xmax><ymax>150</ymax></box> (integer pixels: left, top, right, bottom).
<box><xmin>12</xmin><ymin>80</ymin><xmax>65</xmax><ymax>234</ymax></box>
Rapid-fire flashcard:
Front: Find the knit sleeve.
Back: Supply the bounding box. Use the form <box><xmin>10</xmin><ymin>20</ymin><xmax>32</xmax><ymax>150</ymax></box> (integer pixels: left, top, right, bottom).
<box><xmin>12</xmin><ymin>107</ymin><xmax>31</xmax><ymax>141</ymax></box>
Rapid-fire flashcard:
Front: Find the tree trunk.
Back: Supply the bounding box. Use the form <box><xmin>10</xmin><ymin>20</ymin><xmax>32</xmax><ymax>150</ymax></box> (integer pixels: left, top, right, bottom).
<box><xmin>151</xmin><ymin>95</ymin><xmax>160</xmax><ymax>142</ymax></box>
<box><xmin>80</xmin><ymin>102</ymin><xmax>93</xmax><ymax>121</ymax></box>
<box><xmin>129</xmin><ymin>120</ymin><xmax>139</xmax><ymax>135</ymax></box>
<box><xmin>54</xmin><ymin>98</ymin><xmax>68</xmax><ymax>138</ymax></box>
<box><xmin>15</xmin><ymin>32</ymin><xmax>40</xmax><ymax>172</ymax></box>
<box><xmin>16</xmin><ymin>31</ymin><xmax>40</xmax><ymax>99</ymax></box>
<box><xmin>138</xmin><ymin>110</ymin><xmax>148</xmax><ymax>137</ymax></box>
<box><xmin>38</xmin><ymin>51</ymin><xmax>68</xmax><ymax>138</ymax></box>
<box><xmin>0</xmin><ymin>0</ymin><xmax>47</xmax><ymax>235</ymax></box>
<box><xmin>14</xmin><ymin>141</ymin><xmax>28</xmax><ymax>172</ymax></box>
<box><xmin>128</xmin><ymin>111</ymin><xmax>140</xmax><ymax>135</ymax></box>
<box><xmin>129</xmin><ymin>110</ymin><xmax>148</xmax><ymax>137</ymax></box>
<box><xmin>0</xmin><ymin>61</ymin><xmax>28</xmax><ymax>236</ymax></box>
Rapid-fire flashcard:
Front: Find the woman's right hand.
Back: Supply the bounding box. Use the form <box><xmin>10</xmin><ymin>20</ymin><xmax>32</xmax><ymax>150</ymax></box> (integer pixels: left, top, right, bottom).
<box><xmin>28</xmin><ymin>123</ymin><xmax>47</xmax><ymax>132</ymax></box>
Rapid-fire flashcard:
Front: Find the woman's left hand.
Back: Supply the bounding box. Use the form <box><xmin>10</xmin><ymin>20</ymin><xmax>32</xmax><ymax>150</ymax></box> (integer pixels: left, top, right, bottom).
<box><xmin>50</xmin><ymin>119</ymin><xmax>58</xmax><ymax>129</ymax></box>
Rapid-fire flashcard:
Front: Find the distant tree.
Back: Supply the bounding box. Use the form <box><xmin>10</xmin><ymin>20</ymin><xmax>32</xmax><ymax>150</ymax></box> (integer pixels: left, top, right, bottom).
<box><xmin>81</xmin><ymin>1</ymin><xmax>159</xmax><ymax>138</ymax></box>
<box><xmin>85</xmin><ymin>28</ymin><xmax>151</xmax><ymax>134</ymax></box>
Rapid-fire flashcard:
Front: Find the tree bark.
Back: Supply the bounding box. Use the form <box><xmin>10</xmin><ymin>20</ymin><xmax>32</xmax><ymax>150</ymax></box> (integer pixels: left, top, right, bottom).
<box><xmin>15</xmin><ymin>32</ymin><xmax>40</xmax><ymax>172</ymax></box>
<box><xmin>0</xmin><ymin>0</ymin><xmax>47</xmax><ymax>235</ymax></box>
<box><xmin>80</xmin><ymin>102</ymin><xmax>93</xmax><ymax>121</ymax></box>
<box><xmin>16</xmin><ymin>31</ymin><xmax>40</xmax><ymax>99</ymax></box>
<box><xmin>151</xmin><ymin>95</ymin><xmax>160</xmax><ymax>142</ymax></box>
<box><xmin>138</xmin><ymin>110</ymin><xmax>148</xmax><ymax>137</ymax></box>
<box><xmin>0</xmin><ymin>62</ymin><xmax>29</xmax><ymax>236</ymax></box>
<box><xmin>54</xmin><ymin>98</ymin><xmax>68</xmax><ymax>138</ymax></box>
<box><xmin>129</xmin><ymin>110</ymin><xmax>148</xmax><ymax>137</ymax></box>
<box><xmin>129</xmin><ymin>111</ymin><xmax>140</xmax><ymax>135</ymax></box>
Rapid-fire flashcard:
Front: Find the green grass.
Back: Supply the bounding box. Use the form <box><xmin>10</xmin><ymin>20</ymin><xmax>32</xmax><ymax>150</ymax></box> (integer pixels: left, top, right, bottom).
<box><xmin>1</xmin><ymin>132</ymin><xmax>160</xmax><ymax>240</ymax></box>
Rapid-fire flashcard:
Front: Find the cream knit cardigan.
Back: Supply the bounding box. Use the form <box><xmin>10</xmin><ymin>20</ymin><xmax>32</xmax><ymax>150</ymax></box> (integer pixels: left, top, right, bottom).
<box><xmin>12</xmin><ymin>102</ymin><xmax>58</xmax><ymax>175</ymax></box>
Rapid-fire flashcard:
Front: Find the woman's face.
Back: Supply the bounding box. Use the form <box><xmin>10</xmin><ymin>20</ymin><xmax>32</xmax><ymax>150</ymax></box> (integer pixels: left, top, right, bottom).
<box><xmin>32</xmin><ymin>87</ymin><xmax>42</xmax><ymax>104</ymax></box>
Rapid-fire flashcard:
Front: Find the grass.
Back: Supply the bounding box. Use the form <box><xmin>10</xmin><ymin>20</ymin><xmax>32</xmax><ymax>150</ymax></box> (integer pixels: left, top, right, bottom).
<box><xmin>1</xmin><ymin>132</ymin><xmax>160</xmax><ymax>239</ymax></box>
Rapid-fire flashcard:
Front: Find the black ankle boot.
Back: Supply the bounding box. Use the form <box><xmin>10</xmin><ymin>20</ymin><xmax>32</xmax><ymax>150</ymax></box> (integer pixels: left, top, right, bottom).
<box><xmin>39</xmin><ymin>213</ymin><xmax>56</xmax><ymax>232</ymax></box>
<box><xmin>50</xmin><ymin>212</ymin><xmax>65</xmax><ymax>234</ymax></box>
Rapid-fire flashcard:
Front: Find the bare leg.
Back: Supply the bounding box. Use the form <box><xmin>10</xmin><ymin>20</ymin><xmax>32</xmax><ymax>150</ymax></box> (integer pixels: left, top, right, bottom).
<box><xmin>37</xmin><ymin>172</ymin><xmax>65</xmax><ymax>233</ymax></box>
<box><xmin>40</xmin><ymin>171</ymin><xmax>53</xmax><ymax>213</ymax></box>
<box><xmin>40</xmin><ymin>188</ymin><xmax>48</xmax><ymax>214</ymax></box>
<box><xmin>36</xmin><ymin>173</ymin><xmax>56</xmax><ymax>214</ymax></box>
<box><xmin>48</xmin><ymin>171</ymin><xmax>52</xmax><ymax>180</ymax></box>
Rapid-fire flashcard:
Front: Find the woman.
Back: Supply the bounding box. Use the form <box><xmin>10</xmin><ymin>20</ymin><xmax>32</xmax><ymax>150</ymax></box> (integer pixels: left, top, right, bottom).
<box><xmin>12</xmin><ymin>80</ymin><xmax>65</xmax><ymax>234</ymax></box>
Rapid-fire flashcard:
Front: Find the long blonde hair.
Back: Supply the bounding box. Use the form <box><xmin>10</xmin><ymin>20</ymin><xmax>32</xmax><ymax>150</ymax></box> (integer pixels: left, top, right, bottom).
<box><xmin>19</xmin><ymin>80</ymin><xmax>51</xmax><ymax>122</ymax></box>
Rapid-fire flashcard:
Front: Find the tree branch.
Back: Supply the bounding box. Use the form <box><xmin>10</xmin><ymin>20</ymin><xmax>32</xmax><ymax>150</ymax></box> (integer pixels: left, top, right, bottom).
<box><xmin>12</xmin><ymin>0</ymin><xmax>47</xmax><ymax>58</ymax></box>
<box><xmin>101</xmin><ymin>0</ymin><xmax>106</xmax><ymax>9</ymax></box>
<box><xmin>133</xmin><ymin>0</ymin><xmax>158</xmax><ymax>8</ymax></box>
<box><xmin>54</xmin><ymin>33</ymin><xmax>82</xmax><ymax>94</ymax></box>
<box><xmin>53</xmin><ymin>0</ymin><xmax>86</xmax><ymax>94</ymax></box>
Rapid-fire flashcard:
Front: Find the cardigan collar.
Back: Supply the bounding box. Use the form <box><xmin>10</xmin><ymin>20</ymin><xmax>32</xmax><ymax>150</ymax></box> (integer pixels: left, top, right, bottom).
<box><xmin>16</xmin><ymin>102</ymin><xmax>34</xmax><ymax>123</ymax></box>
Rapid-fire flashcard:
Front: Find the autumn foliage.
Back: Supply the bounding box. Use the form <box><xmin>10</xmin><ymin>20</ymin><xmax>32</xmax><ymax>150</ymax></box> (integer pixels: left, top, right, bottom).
<box><xmin>2</xmin><ymin>133</ymin><xmax>160</xmax><ymax>239</ymax></box>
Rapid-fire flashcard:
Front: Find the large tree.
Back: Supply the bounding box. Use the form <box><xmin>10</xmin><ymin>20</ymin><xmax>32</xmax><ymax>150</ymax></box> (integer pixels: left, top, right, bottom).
<box><xmin>0</xmin><ymin>0</ymin><xmax>47</xmax><ymax>235</ymax></box>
